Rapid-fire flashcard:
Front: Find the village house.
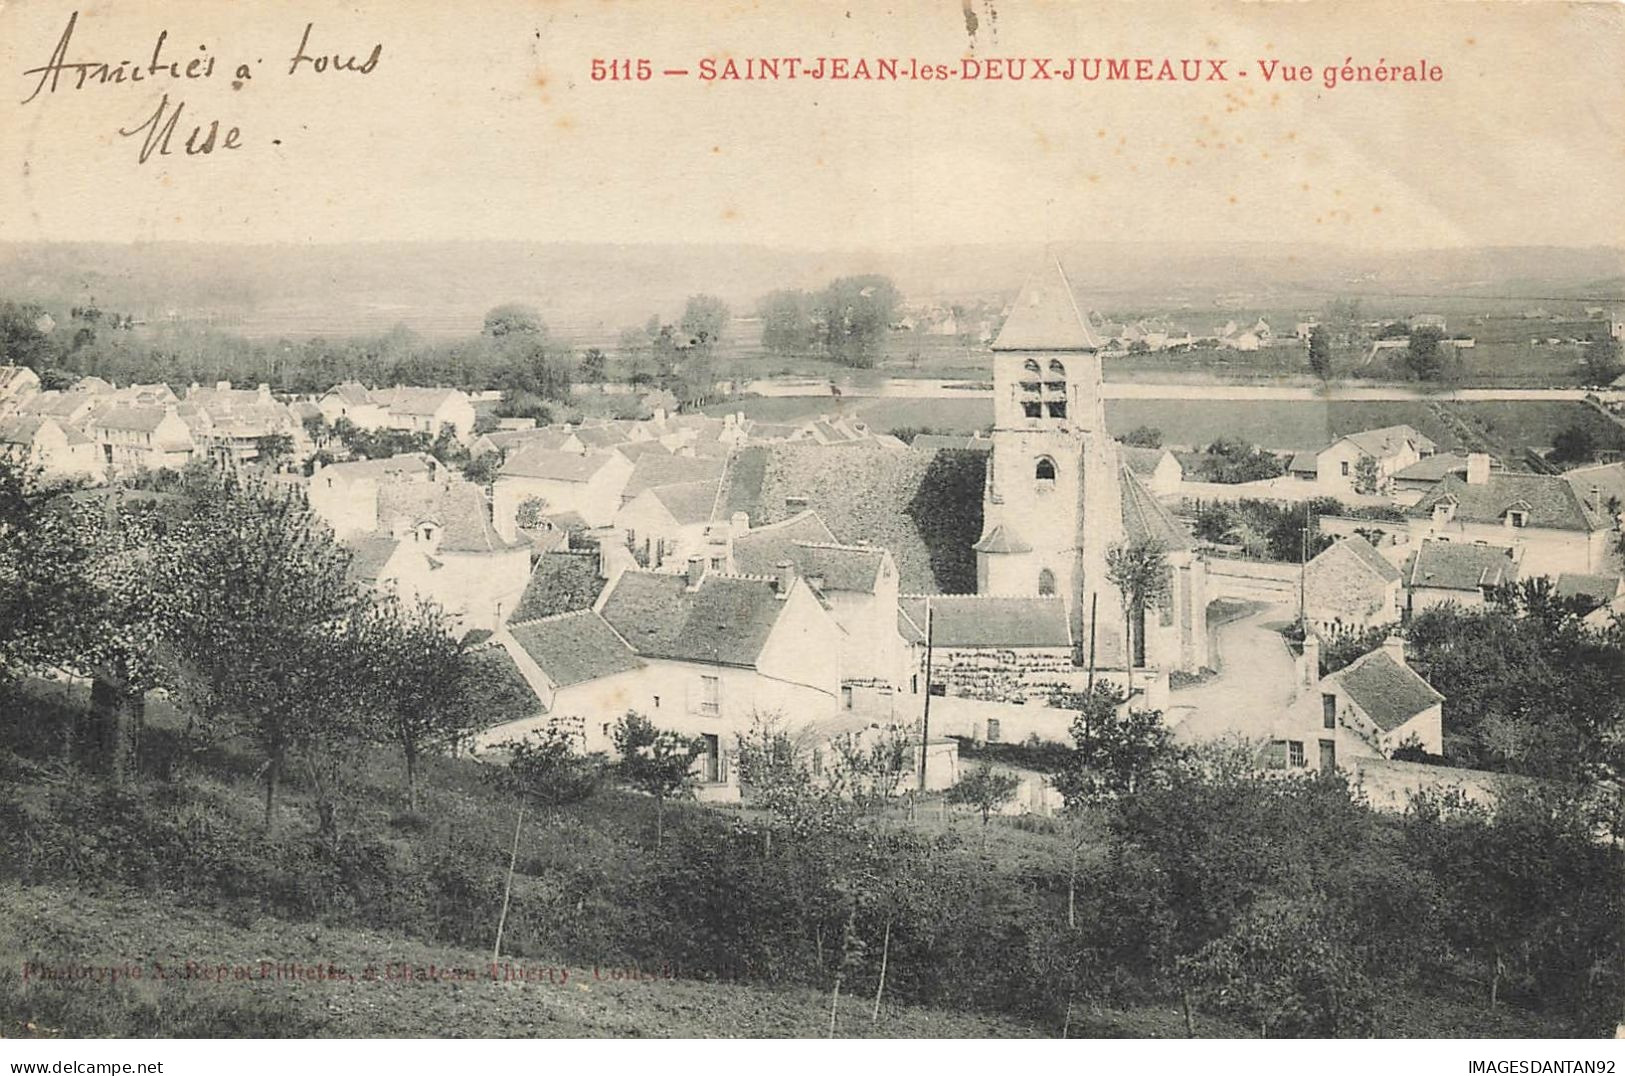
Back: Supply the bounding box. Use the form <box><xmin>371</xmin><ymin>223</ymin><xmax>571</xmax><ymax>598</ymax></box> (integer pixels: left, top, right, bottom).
<box><xmin>0</xmin><ymin>365</ymin><xmax>41</xmax><ymax>407</ymax></box>
<box><xmin>308</xmin><ymin>454</ymin><xmax>443</xmax><ymax>539</ymax></box>
<box><xmin>343</xmin><ymin>476</ymin><xmax>532</xmax><ymax>632</ymax></box>
<box><xmin>475</xmin><ymin>560</ymin><xmax>845</xmax><ymax>797</ymax></box>
<box><xmin>470</xmin><ymin>425</ymin><xmax>585</xmax><ymax>460</ymax></box>
<box><xmin>731</xmin><ymin>509</ymin><xmax>909</xmax><ymax>702</ymax></box>
<box><xmin>1405</xmin><ymin>453</ymin><xmax>1614</xmax><ymax>577</ymax></box>
<box><xmin>1312</xmin><ymin>425</ymin><xmax>1437</xmax><ymax>495</ymax></box>
<box><xmin>89</xmin><ymin>405</ymin><xmax>195</xmax><ymax>475</ymax></box>
<box><xmin>617</xmin><ymin>452</ymin><xmax>726</xmax><ymax>508</ymax></box>
<box><xmin>613</xmin><ymin>479</ymin><xmax>721</xmax><ymax>570</ymax></box>
<box><xmin>1303</xmin><ymin>534</ymin><xmax>1403</xmax><ymax>635</ymax></box>
<box><xmin>1390</xmin><ymin>452</ymin><xmax>1476</xmax><ymax>496</ymax></box>
<box><xmin>181</xmin><ymin>382</ymin><xmax>307</xmax><ymax>467</ymax></box>
<box><xmin>375</xmin><ymin>386</ymin><xmax>478</xmax><ymax>443</ymax></box>
<box><xmin>1405</xmin><ymin>538</ymin><xmax>1518</xmax><ymax>613</ymax></box>
<box><xmin>1119</xmin><ymin>444</ymin><xmax>1184</xmax><ymax>498</ymax></box>
<box><xmin>13</xmin><ymin>389</ymin><xmax>106</xmax><ymax>428</ymax></box>
<box><xmin>317</xmin><ymin>382</ymin><xmax>393</xmax><ymax>431</ymax></box>
<box><xmin>493</xmin><ymin>447</ymin><xmax>634</xmax><ymax>538</ymax></box>
<box><xmin>0</xmin><ymin>415</ymin><xmax>102</xmax><ymax>483</ymax></box>
<box><xmin>1291</xmin><ymin>634</ymin><xmax>1445</xmax><ymax>771</ymax></box>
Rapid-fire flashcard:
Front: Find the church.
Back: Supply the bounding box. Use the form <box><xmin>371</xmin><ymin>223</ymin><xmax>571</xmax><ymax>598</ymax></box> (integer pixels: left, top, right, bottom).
<box><xmin>972</xmin><ymin>256</ymin><xmax>1210</xmax><ymax>677</ymax></box>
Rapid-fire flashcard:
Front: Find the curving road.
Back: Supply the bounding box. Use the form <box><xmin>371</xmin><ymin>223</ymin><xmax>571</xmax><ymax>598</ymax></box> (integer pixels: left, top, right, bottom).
<box><xmin>1166</xmin><ymin>600</ymin><xmax>1301</xmax><ymax>745</ymax></box>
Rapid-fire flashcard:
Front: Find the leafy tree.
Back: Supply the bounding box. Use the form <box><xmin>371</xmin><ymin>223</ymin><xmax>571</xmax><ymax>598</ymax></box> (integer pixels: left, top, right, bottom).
<box><xmin>579</xmin><ymin>347</ymin><xmax>607</xmax><ymax>384</ymax></box>
<box><xmin>812</xmin><ymin>276</ymin><xmax>900</xmax><ymax>369</ymax></box>
<box><xmin>1351</xmin><ymin>454</ymin><xmax>1381</xmax><ymax>494</ymax></box>
<box><xmin>1402</xmin><ymin>326</ymin><xmax>1446</xmax><ymax>380</ymax></box>
<box><xmin>1121</xmin><ymin>425</ymin><xmax>1163</xmax><ymax>448</ymax></box>
<box><xmin>362</xmin><ymin>598</ymin><xmax>476</xmax><ymax>812</ymax></box>
<box><xmin>1548</xmin><ymin>424</ymin><xmax>1597</xmax><ymax>466</ymax></box>
<box><xmin>758</xmin><ymin>289</ymin><xmax>815</xmax><ymax>354</ymax></box>
<box><xmin>1051</xmin><ymin>682</ymin><xmax>1174</xmax><ymax>805</ymax></box>
<box><xmin>462</xmin><ymin>450</ymin><xmax>504</xmax><ymax>486</ymax></box>
<box><xmin>254</xmin><ymin>432</ymin><xmax>294</xmax><ymax>471</ymax></box>
<box><xmin>514</xmin><ymin>496</ymin><xmax>548</xmax><ymax>530</ymax></box>
<box><xmin>945</xmin><ymin>763</ymin><xmax>1020</xmax><ymax>845</ymax></box>
<box><xmin>1106</xmin><ymin>537</ymin><xmax>1171</xmax><ymax>668</ymax></box>
<box><xmin>612</xmin><ymin>710</ymin><xmax>703</xmax><ymax>845</ymax></box>
<box><xmin>1578</xmin><ymin>337</ymin><xmax>1623</xmax><ymax>387</ymax></box>
<box><xmin>680</xmin><ymin>295</ymin><xmax>730</xmax><ymax>347</ymax></box>
<box><xmin>1307</xmin><ymin>325</ymin><xmax>1333</xmax><ymax>380</ymax></box>
<box><xmin>483</xmin><ymin>303</ymin><xmax>547</xmax><ymax>339</ymax></box>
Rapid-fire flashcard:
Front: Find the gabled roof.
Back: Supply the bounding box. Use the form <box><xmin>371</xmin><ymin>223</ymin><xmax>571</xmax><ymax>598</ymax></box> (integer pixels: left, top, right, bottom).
<box><xmin>912</xmin><ymin>434</ymin><xmax>992</xmax><ymax>454</ymax></box>
<box><xmin>343</xmin><ymin>533</ymin><xmax>402</xmax><ymax>583</ymax></box>
<box><xmin>1408</xmin><ymin>472</ymin><xmax>1609</xmax><ymax>532</ymax></box>
<box><xmin>573</xmin><ymin>425</ymin><xmax>629</xmax><ymax>449</ymax></box>
<box><xmin>1406</xmin><ymin>539</ymin><xmax>1517</xmax><ymax>592</ymax></box>
<box><xmin>1311</xmin><ymin>534</ymin><xmax>1401</xmax><ymax>584</ymax></box>
<box><xmin>614</xmin><ymin>439</ymin><xmax>671</xmax><ymax>462</ymax></box>
<box><xmin>1393</xmin><ymin>452</ymin><xmax>1473</xmax><ymax>483</ymax></box>
<box><xmin>0</xmin><ymin>415</ymin><xmax>72</xmax><ymax>447</ymax></box>
<box><xmin>378</xmin><ymin>387</ymin><xmax>464</xmax><ymax>416</ymax></box>
<box><xmin>1120</xmin><ymin>445</ymin><xmax>1174</xmax><ymax>477</ymax></box>
<box><xmin>325</xmin><ymin>381</ymin><xmax>379</xmax><ymax>406</ymax></box>
<box><xmin>376</xmin><ymin>478</ymin><xmax>524</xmax><ymax>553</ymax></box>
<box><xmin>647</xmin><ymin>479</ymin><xmax>720</xmax><ymax>526</ymax></box>
<box><xmin>598</xmin><ymin>569</ymin><xmax>793</xmax><ymax>668</ymax></box>
<box><xmin>483</xmin><ymin>427</ymin><xmax>577</xmax><ymax>453</ymax></box>
<box><xmin>620</xmin><ymin>453</ymin><xmax>725</xmax><ymax>501</ymax></box>
<box><xmin>507</xmin><ymin>610</ymin><xmax>645</xmax><ymax>688</ymax></box>
<box><xmin>1119</xmin><ymin>466</ymin><xmax>1193</xmax><ymax>552</ymax></box>
<box><xmin>1327</xmin><ymin>648</ymin><xmax>1443</xmax><ymax>732</ymax></box>
<box><xmin>92</xmin><ymin>405</ymin><xmax>182</xmax><ymax>434</ymax></box>
<box><xmin>1287</xmin><ymin>451</ymin><xmax>1319</xmax><ymax>474</ymax></box>
<box><xmin>1563</xmin><ymin>462</ymin><xmax>1625</xmax><ymax>512</ymax></box>
<box><xmin>1335</xmin><ymin>424</ymin><xmax>1436</xmax><ymax>460</ymax></box>
<box><xmin>992</xmin><ymin>255</ymin><xmax>1104</xmax><ymax>351</ymax></box>
<box><xmin>897</xmin><ymin>595</ymin><xmax>1072</xmax><ymax>648</ymax></box>
<box><xmin>731</xmin><ymin>510</ymin><xmax>840</xmax><ymax>575</ymax></box>
<box><xmin>501</xmin><ymin>447</ymin><xmax>620</xmax><ymax>483</ymax></box>
<box><xmin>1553</xmin><ymin>573</ymin><xmax>1623</xmax><ymax>603</ymax></box>
<box><xmin>317</xmin><ymin>454</ymin><xmax>434</xmax><ymax>483</ymax></box>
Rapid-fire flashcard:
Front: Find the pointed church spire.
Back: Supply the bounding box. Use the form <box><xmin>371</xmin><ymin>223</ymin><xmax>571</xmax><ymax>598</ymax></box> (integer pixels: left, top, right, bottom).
<box><xmin>991</xmin><ymin>250</ymin><xmax>1104</xmax><ymax>352</ymax></box>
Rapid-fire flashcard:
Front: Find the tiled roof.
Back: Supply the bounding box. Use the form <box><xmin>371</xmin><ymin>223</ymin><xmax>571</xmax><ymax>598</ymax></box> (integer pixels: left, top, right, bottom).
<box><xmin>620</xmin><ymin>453</ymin><xmax>725</xmax><ymax>501</ymax></box>
<box><xmin>574</xmin><ymin>425</ymin><xmax>629</xmax><ymax>448</ymax></box>
<box><xmin>507</xmin><ymin>610</ymin><xmax>644</xmax><ymax>688</ymax></box>
<box><xmin>1563</xmin><ymin>462</ymin><xmax>1625</xmax><ymax>513</ymax></box>
<box><xmin>1393</xmin><ymin>453</ymin><xmax>1473</xmax><ymax>483</ymax></box>
<box><xmin>1329</xmin><ymin>649</ymin><xmax>1443</xmax><ymax>732</ymax></box>
<box><xmin>483</xmin><ymin>427</ymin><xmax>576</xmax><ymax>453</ymax></box>
<box><xmin>318</xmin><ymin>455</ymin><xmax>434</xmax><ymax>482</ymax></box>
<box><xmin>732</xmin><ymin>510</ymin><xmax>840</xmax><ymax>576</ymax></box>
<box><xmin>15</xmin><ymin>393</ymin><xmax>96</xmax><ymax>419</ymax></box>
<box><xmin>0</xmin><ymin>416</ymin><xmax>50</xmax><ymax>446</ymax></box>
<box><xmin>1408</xmin><ymin>473</ymin><xmax>1609</xmax><ymax>532</ymax></box>
<box><xmin>501</xmin><ymin>447</ymin><xmax>619</xmax><ymax>482</ymax></box>
<box><xmin>1313</xmin><ymin>534</ymin><xmax>1401</xmax><ymax>583</ymax></box>
<box><xmin>1340</xmin><ymin>425</ymin><xmax>1435</xmax><ymax>459</ymax></box>
<box><xmin>93</xmin><ymin>406</ymin><xmax>179</xmax><ymax>434</ymax></box>
<box><xmin>897</xmin><ymin>595</ymin><xmax>1072</xmax><ymax>648</ymax></box>
<box><xmin>648</xmin><ymin>479</ymin><xmax>720</xmax><ymax>526</ymax></box>
<box><xmin>376</xmin><ymin>479</ymin><xmax>522</xmax><ymax>553</ymax></box>
<box><xmin>1287</xmin><ymin>451</ymin><xmax>1318</xmax><ymax>474</ymax></box>
<box><xmin>991</xmin><ymin>255</ymin><xmax>1104</xmax><ymax>352</ymax></box>
<box><xmin>598</xmin><ymin>569</ymin><xmax>791</xmax><ymax>668</ymax></box>
<box><xmin>1553</xmin><ymin>573</ymin><xmax>1622</xmax><ymax>603</ymax></box>
<box><xmin>614</xmin><ymin>440</ymin><xmax>671</xmax><ymax>462</ymax></box>
<box><xmin>1120</xmin><ymin>445</ymin><xmax>1172</xmax><ymax>477</ymax></box>
<box><xmin>379</xmin><ymin>387</ymin><xmax>462</xmax><ymax>416</ymax></box>
<box><xmin>1119</xmin><ymin>466</ymin><xmax>1193</xmax><ymax>552</ymax></box>
<box><xmin>326</xmin><ymin>381</ymin><xmax>378</xmax><ymax>406</ymax></box>
<box><xmin>749</xmin><ymin>423</ymin><xmax>804</xmax><ymax>443</ymax></box>
<box><xmin>912</xmin><ymin>434</ymin><xmax>991</xmax><ymax>454</ymax></box>
<box><xmin>343</xmin><ymin>533</ymin><xmax>401</xmax><ymax>583</ymax></box>
<box><xmin>792</xmin><ymin>543</ymin><xmax>888</xmax><ymax>594</ymax></box>
<box><xmin>1407</xmin><ymin>540</ymin><xmax>1516</xmax><ymax>592</ymax></box>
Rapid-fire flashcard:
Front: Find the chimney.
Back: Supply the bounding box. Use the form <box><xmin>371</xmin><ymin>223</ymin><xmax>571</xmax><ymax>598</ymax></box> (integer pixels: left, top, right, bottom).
<box><xmin>215</xmin><ymin>380</ymin><xmax>231</xmax><ymax>392</ymax></box>
<box><xmin>1382</xmin><ymin>634</ymin><xmax>1407</xmax><ymax>666</ymax></box>
<box><xmin>1466</xmin><ymin>452</ymin><xmax>1491</xmax><ymax>486</ymax></box>
<box><xmin>1302</xmin><ymin>632</ymin><xmax>1321</xmax><ymax>686</ymax></box>
<box><xmin>685</xmin><ymin>556</ymin><xmax>707</xmax><ymax>591</ymax></box>
<box><xmin>257</xmin><ymin>383</ymin><xmax>272</xmax><ymax>399</ymax></box>
<box><xmin>652</xmin><ymin>406</ymin><xmax>667</xmax><ymax>424</ymax></box>
<box><xmin>730</xmin><ymin>511</ymin><xmax>750</xmax><ymax>534</ymax></box>
<box><xmin>774</xmin><ymin>559</ymin><xmax>797</xmax><ymax>599</ymax></box>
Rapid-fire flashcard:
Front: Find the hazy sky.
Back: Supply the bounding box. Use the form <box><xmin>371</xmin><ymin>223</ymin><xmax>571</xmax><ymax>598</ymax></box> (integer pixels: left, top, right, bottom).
<box><xmin>2</xmin><ymin>0</ymin><xmax>1622</xmax><ymax>251</ymax></box>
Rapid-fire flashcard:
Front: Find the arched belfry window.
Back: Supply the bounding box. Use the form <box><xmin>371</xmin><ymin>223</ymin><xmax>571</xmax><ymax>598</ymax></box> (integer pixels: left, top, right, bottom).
<box><xmin>1022</xmin><ymin>359</ymin><xmax>1042</xmax><ymax>375</ymax></box>
<box><xmin>1047</xmin><ymin>359</ymin><xmax>1067</xmax><ymax>378</ymax></box>
<box><xmin>1035</xmin><ymin>456</ymin><xmax>1057</xmax><ymax>489</ymax></box>
<box><xmin>1037</xmin><ymin>569</ymin><xmax>1056</xmax><ymax>596</ymax></box>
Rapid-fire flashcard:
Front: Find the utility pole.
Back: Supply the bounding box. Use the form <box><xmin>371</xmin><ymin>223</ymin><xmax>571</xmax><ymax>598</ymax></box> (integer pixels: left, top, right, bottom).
<box><xmin>918</xmin><ymin>604</ymin><xmax>935</xmax><ymax>789</ymax></box>
<box><xmin>1086</xmin><ymin>592</ymin><xmax>1098</xmax><ymax>693</ymax></box>
<box><xmin>1299</xmin><ymin>503</ymin><xmax>1310</xmax><ymax>626</ymax></box>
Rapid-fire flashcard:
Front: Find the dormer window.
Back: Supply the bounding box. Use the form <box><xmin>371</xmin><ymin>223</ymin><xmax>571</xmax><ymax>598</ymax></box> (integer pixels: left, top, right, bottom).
<box><xmin>1432</xmin><ymin>500</ymin><xmax>1456</xmax><ymax>525</ymax></box>
<box><xmin>1035</xmin><ymin>456</ymin><xmax>1057</xmax><ymax>490</ymax></box>
<box><xmin>1507</xmin><ymin>510</ymin><xmax>1527</xmax><ymax>528</ymax></box>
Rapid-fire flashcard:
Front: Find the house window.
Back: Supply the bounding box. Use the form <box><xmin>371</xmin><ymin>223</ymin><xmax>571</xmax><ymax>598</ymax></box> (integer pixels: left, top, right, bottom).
<box><xmin>841</xmin><ymin>685</ymin><xmax>853</xmax><ymax>710</ymax></box>
<box><xmin>1322</xmin><ymin>693</ymin><xmax>1337</xmax><ymax>729</ymax></box>
<box><xmin>1035</xmin><ymin>457</ymin><xmax>1057</xmax><ymax>489</ymax></box>
<box><xmin>1508</xmin><ymin>510</ymin><xmax>1527</xmax><ymax>528</ymax></box>
<box><xmin>1037</xmin><ymin>568</ymin><xmax>1056</xmax><ymax>596</ymax></box>
<box><xmin>1340</xmin><ymin>461</ymin><xmax>1350</xmax><ymax>477</ymax></box>
<box><xmin>986</xmin><ymin>718</ymin><xmax>1002</xmax><ymax>743</ymax></box>
<box><xmin>1319</xmin><ymin>739</ymin><xmax>1336</xmax><ymax>770</ymax></box>
<box><xmin>652</xmin><ymin>695</ymin><xmax>660</xmax><ymax>709</ymax></box>
<box><xmin>699</xmin><ymin>675</ymin><xmax>721</xmax><ymax>715</ymax></box>
<box><xmin>1288</xmin><ymin>740</ymin><xmax>1306</xmax><ymax>768</ymax></box>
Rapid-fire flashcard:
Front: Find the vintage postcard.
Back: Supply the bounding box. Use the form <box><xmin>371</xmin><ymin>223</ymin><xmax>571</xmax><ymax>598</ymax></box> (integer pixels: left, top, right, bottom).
<box><xmin>1</xmin><ymin>0</ymin><xmax>1622</xmax><ymax>1061</ymax></box>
